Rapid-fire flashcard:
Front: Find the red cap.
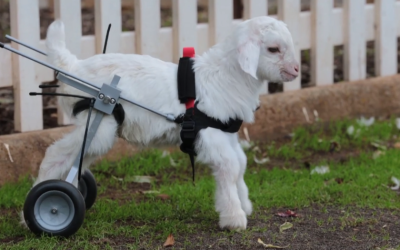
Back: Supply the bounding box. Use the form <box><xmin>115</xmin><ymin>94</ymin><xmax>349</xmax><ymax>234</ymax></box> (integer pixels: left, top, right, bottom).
<box><xmin>183</xmin><ymin>47</ymin><xmax>195</xmax><ymax>58</ymax></box>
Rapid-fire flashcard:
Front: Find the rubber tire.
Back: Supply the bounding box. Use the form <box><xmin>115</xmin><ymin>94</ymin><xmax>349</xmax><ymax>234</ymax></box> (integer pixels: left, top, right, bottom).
<box><xmin>78</xmin><ymin>170</ymin><xmax>97</xmax><ymax>210</ymax></box>
<box><xmin>23</xmin><ymin>180</ymin><xmax>85</xmax><ymax>237</ymax></box>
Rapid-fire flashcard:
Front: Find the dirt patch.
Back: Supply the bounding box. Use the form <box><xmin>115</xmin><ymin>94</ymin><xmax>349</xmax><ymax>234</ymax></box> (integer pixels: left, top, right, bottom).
<box><xmin>97</xmin><ymin>181</ymin><xmax>153</xmax><ymax>205</ymax></box>
<box><xmin>14</xmin><ymin>205</ymin><xmax>395</xmax><ymax>250</ymax></box>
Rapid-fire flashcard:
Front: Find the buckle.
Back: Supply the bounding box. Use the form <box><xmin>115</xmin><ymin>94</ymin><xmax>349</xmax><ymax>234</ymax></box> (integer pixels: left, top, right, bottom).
<box><xmin>181</xmin><ymin>121</ymin><xmax>195</xmax><ymax>131</ymax></box>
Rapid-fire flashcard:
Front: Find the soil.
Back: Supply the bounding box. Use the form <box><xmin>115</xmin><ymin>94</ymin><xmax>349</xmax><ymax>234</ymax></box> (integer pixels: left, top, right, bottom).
<box><xmin>61</xmin><ymin>206</ymin><xmax>398</xmax><ymax>250</ymax></box>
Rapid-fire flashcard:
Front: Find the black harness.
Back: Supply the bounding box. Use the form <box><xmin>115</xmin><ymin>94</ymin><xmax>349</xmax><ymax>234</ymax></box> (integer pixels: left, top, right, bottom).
<box><xmin>72</xmin><ymin>48</ymin><xmax>243</xmax><ymax>182</ymax></box>
<box><xmin>72</xmin><ymin>98</ymin><xmax>125</xmax><ymax>126</ymax></box>
<box><xmin>174</xmin><ymin>49</ymin><xmax>243</xmax><ymax>181</ymax></box>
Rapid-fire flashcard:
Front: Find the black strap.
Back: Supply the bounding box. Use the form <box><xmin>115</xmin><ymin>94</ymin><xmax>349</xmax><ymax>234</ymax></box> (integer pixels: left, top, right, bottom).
<box><xmin>177</xmin><ymin>57</ymin><xmax>196</xmax><ymax>104</ymax></box>
<box><xmin>179</xmin><ymin>108</ymin><xmax>196</xmax><ymax>182</ymax></box>
<box><xmin>72</xmin><ymin>99</ymin><xmax>125</xmax><ymax>126</ymax></box>
<box><xmin>177</xmin><ymin>103</ymin><xmax>243</xmax><ymax>182</ymax></box>
<box><xmin>193</xmin><ymin>104</ymin><xmax>243</xmax><ymax>133</ymax></box>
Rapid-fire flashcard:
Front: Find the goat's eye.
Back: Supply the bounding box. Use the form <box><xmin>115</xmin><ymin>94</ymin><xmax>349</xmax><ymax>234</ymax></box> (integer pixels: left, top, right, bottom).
<box><xmin>268</xmin><ymin>47</ymin><xmax>280</xmax><ymax>53</ymax></box>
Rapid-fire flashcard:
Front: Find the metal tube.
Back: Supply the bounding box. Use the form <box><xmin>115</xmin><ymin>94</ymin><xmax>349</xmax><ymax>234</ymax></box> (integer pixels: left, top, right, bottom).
<box><xmin>0</xmin><ymin>43</ymin><xmax>100</xmax><ymax>90</ymax></box>
<box><xmin>5</xmin><ymin>35</ymin><xmax>47</xmax><ymax>56</ymax></box>
<box><xmin>119</xmin><ymin>94</ymin><xmax>175</xmax><ymax>120</ymax></box>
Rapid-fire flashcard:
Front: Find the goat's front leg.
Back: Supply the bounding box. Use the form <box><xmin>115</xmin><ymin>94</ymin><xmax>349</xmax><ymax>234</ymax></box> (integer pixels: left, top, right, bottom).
<box><xmin>196</xmin><ymin>129</ymin><xmax>247</xmax><ymax>230</ymax></box>
<box><xmin>235</xmin><ymin>142</ymin><xmax>253</xmax><ymax>216</ymax></box>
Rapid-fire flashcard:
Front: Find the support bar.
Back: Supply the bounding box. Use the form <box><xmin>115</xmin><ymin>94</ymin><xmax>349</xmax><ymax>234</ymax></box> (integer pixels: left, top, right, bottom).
<box><xmin>5</xmin><ymin>35</ymin><xmax>47</xmax><ymax>56</ymax></box>
<box><xmin>1</xmin><ymin>43</ymin><xmax>100</xmax><ymax>90</ymax></box>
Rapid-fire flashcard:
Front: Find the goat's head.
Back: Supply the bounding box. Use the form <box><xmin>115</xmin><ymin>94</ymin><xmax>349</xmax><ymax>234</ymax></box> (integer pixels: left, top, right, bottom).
<box><xmin>235</xmin><ymin>16</ymin><xmax>299</xmax><ymax>82</ymax></box>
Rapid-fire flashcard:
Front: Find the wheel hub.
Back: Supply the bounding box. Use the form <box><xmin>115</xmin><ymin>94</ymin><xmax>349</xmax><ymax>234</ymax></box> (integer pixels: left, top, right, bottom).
<box><xmin>34</xmin><ymin>190</ymin><xmax>75</xmax><ymax>231</ymax></box>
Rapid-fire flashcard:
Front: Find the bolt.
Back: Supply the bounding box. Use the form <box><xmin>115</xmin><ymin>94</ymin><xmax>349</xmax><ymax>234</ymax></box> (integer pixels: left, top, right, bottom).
<box><xmin>103</xmin><ymin>96</ymin><xmax>111</xmax><ymax>104</ymax></box>
<box><xmin>51</xmin><ymin>208</ymin><xmax>57</xmax><ymax>214</ymax></box>
<box><xmin>99</xmin><ymin>93</ymin><xmax>105</xmax><ymax>99</ymax></box>
<box><xmin>110</xmin><ymin>98</ymin><xmax>116</xmax><ymax>104</ymax></box>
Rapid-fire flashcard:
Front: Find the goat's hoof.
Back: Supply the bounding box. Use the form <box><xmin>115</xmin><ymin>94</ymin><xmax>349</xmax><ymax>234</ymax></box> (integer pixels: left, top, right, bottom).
<box><xmin>219</xmin><ymin>209</ymin><xmax>247</xmax><ymax>231</ymax></box>
<box><xmin>241</xmin><ymin>199</ymin><xmax>253</xmax><ymax>216</ymax></box>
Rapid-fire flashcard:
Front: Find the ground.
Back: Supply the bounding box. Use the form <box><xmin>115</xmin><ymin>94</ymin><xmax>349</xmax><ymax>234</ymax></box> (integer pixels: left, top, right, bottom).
<box><xmin>1</xmin><ymin>118</ymin><xmax>400</xmax><ymax>249</ymax></box>
<box><xmin>0</xmin><ymin>0</ymin><xmax>400</xmax><ymax>135</ymax></box>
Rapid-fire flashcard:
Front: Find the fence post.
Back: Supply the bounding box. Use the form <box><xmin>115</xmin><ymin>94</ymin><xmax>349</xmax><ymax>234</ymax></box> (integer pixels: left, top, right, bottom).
<box><xmin>134</xmin><ymin>0</ymin><xmax>160</xmax><ymax>57</ymax></box>
<box><xmin>208</xmin><ymin>0</ymin><xmax>233</xmax><ymax>46</ymax></box>
<box><xmin>172</xmin><ymin>0</ymin><xmax>197</xmax><ymax>63</ymax></box>
<box><xmin>95</xmin><ymin>0</ymin><xmax>122</xmax><ymax>54</ymax></box>
<box><xmin>374</xmin><ymin>0</ymin><xmax>397</xmax><ymax>77</ymax></box>
<box><xmin>278</xmin><ymin>0</ymin><xmax>301</xmax><ymax>91</ymax></box>
<box><xmin>54</xmin><ymin>0</ymin><xmax>82</xmax><ymax>125</ymax></box>
<box><xmin>10</xmin><ymin>0</ymin><xmax>43</xmax><ymax>132</ymax></box>
<box><xmin>310</xmin><ymin>0</ymin><xmax>333</xmax><ymax>86</ymax></box>
<box><xmin>343</xmin><ymin>0</ymin><xmax>366</xmax><ymax>81</ymax></box>
<box><xmin>243</xmin><ymin>0</ymin><xmax>267</xmax><ymax>20</ymax></box>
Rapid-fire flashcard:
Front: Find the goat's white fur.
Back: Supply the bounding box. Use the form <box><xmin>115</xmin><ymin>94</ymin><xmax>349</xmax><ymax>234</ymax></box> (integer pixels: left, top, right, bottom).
<box><xmin>27</xmin><ymin>16</ymin><xmax>299</xmax><ymax>230</ymax></box>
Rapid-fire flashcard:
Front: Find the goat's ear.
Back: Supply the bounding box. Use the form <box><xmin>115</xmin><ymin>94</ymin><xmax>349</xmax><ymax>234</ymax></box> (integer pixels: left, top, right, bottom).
<box><xmin>237</xmin><ymin>39</ymin><xmax>260</xmax><ymax>80</ymax></box>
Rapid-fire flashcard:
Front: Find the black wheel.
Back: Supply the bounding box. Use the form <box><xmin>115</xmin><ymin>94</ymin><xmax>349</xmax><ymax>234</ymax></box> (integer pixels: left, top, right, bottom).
<box><xmin>23</xmin><ymin>180</ymin><xmax>85</xmax><ymax>237</ymax></box>
<box><xmin>78</xmin><ymin>169</ymin><xmax>97</xmax><ymax>210</ymax></box>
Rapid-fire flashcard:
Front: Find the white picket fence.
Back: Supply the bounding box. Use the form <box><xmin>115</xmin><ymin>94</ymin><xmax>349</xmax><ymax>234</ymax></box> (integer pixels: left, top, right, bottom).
<box><xmin>0</xmin><ymin>0</ymin><xmax>399</xmax><ymax>133</ymax></box>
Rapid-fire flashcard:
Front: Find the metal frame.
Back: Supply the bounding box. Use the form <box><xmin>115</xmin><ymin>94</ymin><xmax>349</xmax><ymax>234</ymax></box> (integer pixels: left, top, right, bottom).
<box><xmin>0</xmin><ymin>36</ymin><xmax>177</xmax><ymax>187</ymax></box>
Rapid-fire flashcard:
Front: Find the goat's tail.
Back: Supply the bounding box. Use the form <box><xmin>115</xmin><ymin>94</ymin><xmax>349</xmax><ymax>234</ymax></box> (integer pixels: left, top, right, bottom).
<box><xmin>46</xmin><ymin>20</ymin><xmax>78</xmax><ymax>70</ymax></box>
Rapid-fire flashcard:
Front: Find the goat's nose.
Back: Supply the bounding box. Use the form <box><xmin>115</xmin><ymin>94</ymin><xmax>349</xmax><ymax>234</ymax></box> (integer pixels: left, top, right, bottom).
<box><xmin>294</xmin><ymin>65</ymin><xmax>299</xmax><ymax>73</ymax></box>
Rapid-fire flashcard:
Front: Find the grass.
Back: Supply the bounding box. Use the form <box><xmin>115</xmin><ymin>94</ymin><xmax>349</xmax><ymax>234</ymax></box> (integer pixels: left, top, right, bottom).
<box><xmin>1</xmin><ymin>117</ymin><xmax>400</xmax><ymax>249</ymax></box>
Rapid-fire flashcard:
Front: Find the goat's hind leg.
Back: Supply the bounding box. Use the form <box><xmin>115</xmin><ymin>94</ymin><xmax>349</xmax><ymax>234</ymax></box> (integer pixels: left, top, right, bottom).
<box><xmin>33</xmin><ymin>114</ymin><xmax>118</xmax><ymax>187</ymax></box>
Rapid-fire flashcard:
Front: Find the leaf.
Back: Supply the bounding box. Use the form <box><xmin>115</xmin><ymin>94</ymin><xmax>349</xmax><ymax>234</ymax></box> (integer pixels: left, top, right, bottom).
<box><xmin>257</xmin><ymin>238</ymin><xmax>289</xmax><ymax>248</ymax></box>
<box><xmin>276</xmin><ymin>210</ymin><xmax>297</xmax><ymax>218</ymax></box>
<box><xmin>157</xmin><ymin>194</ymin><xmax>170</xmax><ymax>200</ymax></box>
<box><xmin>302</xmin><ymin>107</ymin><xmax>310</xmax><ymax>123</ymax></box>
<box><xmin>243</xmin><ymin>127</ymin><xmax>251</xmax><ymax>142</ymax></box>
<box><xmin>3</xmin><ymin>143</ymin><xmax>13</xmax><ymax>163</ymax></box>
<box><xmin>169</xmin><ymin>157</ymin><xmax>178</xmax><ymax>167</ymax></box>
<box><xmin>253</xmin><ymin>155</ymin><xmax>270</xmax><ymax>164</ymax></box>
<box><xmin>161</xmin><ymin>150</ymin><xmax>170</xmax><ymax>158</ymax></box>
<box><xmin>125</xmin><ymin>176</ymin><xmax>155</xmax><ymax>183</ymax></box>
<box><xmin>335</xmin><ymin>178</ymin><xmax>344</xmax><ymax>184</ymax></box>
<box><xmin>347</xmin><ymin>125</ymin><xmax>355</xmax><ymax>135</ymax></box>
<box><xmin>372</xmin><ymin>150</ymin><xmax>385</xmax><ymax>159</ymax></box>
<box><xmin>279</xmin><ymin>222</ymin><xmax>293</xmax><ymax>233</ymax></box>
<box><xmin>329</xmin><ymin>141</ymin><xmax>341</xmax><ymax>152</ymax></box>
<box><xmin>112</xmin><ymin>175</ymin><xmax>123</xmax><ymax>182</ymax></box>
<box><xmin>163</xmin><ymin>234</ymin><xmax>175</xmax><ymax>248</ymax></box>
<box><xmin>141</xmin><ymin>190</ymin><xmax>160</xmax><ymax>194</ymax></box>
<box><xmin>391</xmin><ymin>176</ymin><xmax>400</xmax><ymax>190</ymax></box>
<box><xmin>239</xmin><ymin>139</ymin><xmax>253</xmax><ymax>150</ymax></box>
<box><xmin>313</xmin><ymin>109</ymin><xmax>319</xmax><ymax>122</ymax></box>
<box><xmin>357</xmin><ymin>116</ymin><xmax>375</xmax><ymax>127</ymax></box>
<box><xmin>371</xmin><ymin>141</ymin><xmax>387</xmax><ymax>151</ymax></box>
<box><xmin>310</xmin><ymin>166</ymin><xmax>330</xmax><ymax>175</ymax></box>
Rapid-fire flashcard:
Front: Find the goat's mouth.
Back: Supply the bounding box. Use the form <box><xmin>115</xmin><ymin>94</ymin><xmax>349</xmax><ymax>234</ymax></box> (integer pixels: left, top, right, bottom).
<box><xmin>280</xmin><ymin>70</ymin><xmax>298</xmax><ymax>82</ymax></box>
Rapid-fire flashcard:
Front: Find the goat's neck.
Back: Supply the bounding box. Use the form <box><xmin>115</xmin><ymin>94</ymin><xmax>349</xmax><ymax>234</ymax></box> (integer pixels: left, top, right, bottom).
<box><xmin>194</xmin><ymin>43</ymin><xmax>263</xmax><ymax>123</ymax></box>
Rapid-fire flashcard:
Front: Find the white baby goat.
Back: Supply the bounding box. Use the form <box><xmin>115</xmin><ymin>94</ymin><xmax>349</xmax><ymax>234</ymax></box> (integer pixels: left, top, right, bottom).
<box><xmin>32</xmin><ymin>16</ymin><xmax>299</xmax><ymax>230</ymax></box>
